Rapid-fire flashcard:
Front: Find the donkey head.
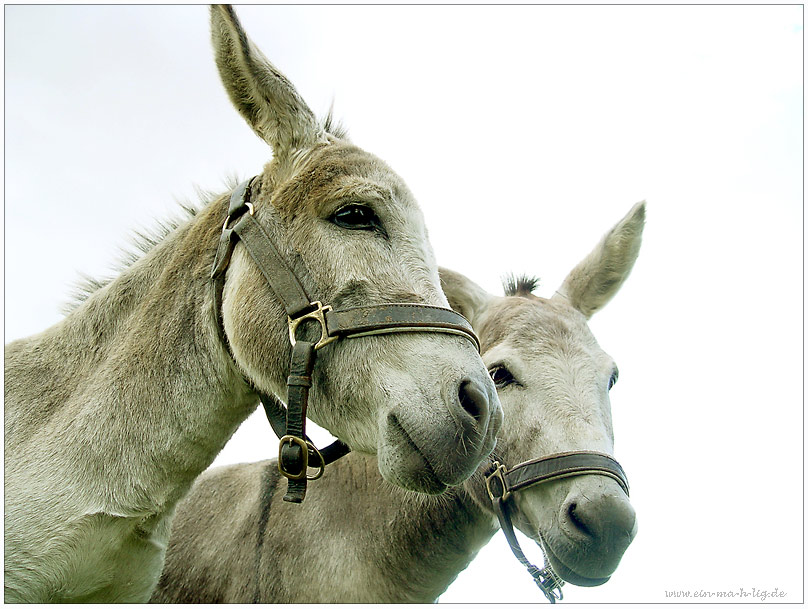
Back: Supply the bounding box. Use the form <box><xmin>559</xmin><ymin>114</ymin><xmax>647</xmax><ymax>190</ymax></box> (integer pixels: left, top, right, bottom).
<box><xmin>445</xmin><ymin>202</ymin><xmax>644</xmax><ymax>586</ymax></box>
<box><xmin>211</xmin><ymin>6</ymin><xmax>501</xmax><ymax>494</ymax></box>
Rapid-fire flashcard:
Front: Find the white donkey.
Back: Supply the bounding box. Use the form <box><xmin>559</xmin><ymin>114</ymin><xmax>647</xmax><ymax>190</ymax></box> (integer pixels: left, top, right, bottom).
<box><xmin>152</xmin><ymin>202</ymin><xmax>645</xmax><ymax>603</ymax></box>
<box><xmin>4</xmin><ymin>6</ymin><xmax>500</xmax><ymax>603</ymax></box>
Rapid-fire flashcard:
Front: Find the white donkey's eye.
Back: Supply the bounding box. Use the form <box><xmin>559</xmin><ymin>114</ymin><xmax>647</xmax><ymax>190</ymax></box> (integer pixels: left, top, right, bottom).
<box><xmin>608</xmin><ymin>368</ymin><xmax>619</xmax><ymax>390</ymax></box>
<box><xmin>489</xmin><ymin>365</ymin><xmax>517</xmax><ymax>389</ymax></box>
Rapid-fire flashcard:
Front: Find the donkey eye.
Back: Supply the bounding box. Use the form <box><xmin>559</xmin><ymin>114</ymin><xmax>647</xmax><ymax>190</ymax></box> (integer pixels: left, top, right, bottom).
<box><xmin>489</xmin><ymin>365</ymin><xmax>517</xmax><ymax>389</ymax></box>
<box><xmin>331</xmin><ymin>204</ymin><xmax>382</xmax><ymax>232</ymax></box>
<box><xmin>608</xmin><ymin>369</ymin><xmax>619</xmax><ymax>390</ymax></box>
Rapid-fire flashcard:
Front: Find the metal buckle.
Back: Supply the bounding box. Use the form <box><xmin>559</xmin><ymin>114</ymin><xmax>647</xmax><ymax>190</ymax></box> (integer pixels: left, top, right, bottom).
<box><xmin>221</xmin><ymin>201</ymin><xmax>255</xmax><ymax>231</ymax></box>
<box><xmin>485</xmin><ymin>462</ymin><xmax>511</xmax><ymax>502</ymax></box>
<box><xmin>278</xmin><ymin>435</ymin><xmax>309</xmax><ymax>480</ymax></box>
<box><xmin>536</xmin><ymin>566</ymin><xmax>564</xmax><ymax>603</ymax></box>
<box><xmin>288</xmin><ymin>301</ymin><xmax>338</xmax><ymax>350</ymax></box>
<box><xmin>277</xmin><ymin>435</ymin><xmax>326</xmax><ymax>481</ymax></box>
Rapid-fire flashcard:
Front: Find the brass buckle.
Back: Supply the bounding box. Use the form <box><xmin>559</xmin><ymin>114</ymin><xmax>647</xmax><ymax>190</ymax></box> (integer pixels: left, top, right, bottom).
<box><xmin>485</xmin><ymin>462</ymin><xmax>511</xmax><ymax>502</ymax></box>
<box><xmin>221</xmin><ymin>201</ymin><xmax>255</xmax><ymax>231</ymax></box>
<box><xmin>288</xmin><ymin>301</ymin><xmax>338</xmax><ymax>351</ymax></box>
<box><xmin>278</xmin><ymin>435</ymin><xmax>325</xmax><ymax>481</ymax></box>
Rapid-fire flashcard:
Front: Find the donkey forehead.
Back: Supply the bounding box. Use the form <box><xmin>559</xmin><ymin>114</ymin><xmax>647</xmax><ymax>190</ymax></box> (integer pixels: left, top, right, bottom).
<box><xmin>483</xmin><ymin>297</ymin><xmax>617</xmax><ymax>449</ymax></box>
<box><xmin>479</xmin><ymin>296</ymin><xmax>607</xmax><ymax>364</ymax></box>
<box><xmin>270</xmin><ymin>142</ymin><xmax>416</xmax><ymax>216</ymax></box>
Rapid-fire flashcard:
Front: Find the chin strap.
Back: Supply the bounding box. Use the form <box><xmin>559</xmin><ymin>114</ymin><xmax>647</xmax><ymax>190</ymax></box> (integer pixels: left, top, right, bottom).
<box><xmin>491</xmin><ymin>495</ymin><xmax>564</xmax><ymax>603</ymax></box>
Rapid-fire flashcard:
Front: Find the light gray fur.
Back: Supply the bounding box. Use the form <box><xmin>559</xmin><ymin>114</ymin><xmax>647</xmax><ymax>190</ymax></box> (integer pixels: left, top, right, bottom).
<box><xmin>152</xmin><ymin>203</ymin><xmax>645</xmax><ymax>603</ymax></box>
<box><xmin>4</xmin><ymin>6</ymin><xmax>500</xmax><ymax>602</ymax></box>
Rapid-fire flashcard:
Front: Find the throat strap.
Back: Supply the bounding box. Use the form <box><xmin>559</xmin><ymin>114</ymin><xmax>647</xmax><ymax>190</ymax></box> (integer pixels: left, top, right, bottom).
<box><xmin>258</xmin><ymin>391</ymin><xmax>350</xmax><ymax>478</ymax></box>
<box><xmin>493</xmin><ymin>497</ymin><xmax>564</xmax><ymax>603</ymax></box>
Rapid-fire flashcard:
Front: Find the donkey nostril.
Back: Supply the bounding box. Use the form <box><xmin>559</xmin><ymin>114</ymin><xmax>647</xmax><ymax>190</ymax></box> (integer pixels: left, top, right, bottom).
<box><xmin>458</xmin><ymin>379</ymin><xmax>488</xmax><ymax>423</ymax></box>
<box><xmin>566</xmin><ymin>501</ymin><xmax>593</xmax><ymax>537</ymax></box>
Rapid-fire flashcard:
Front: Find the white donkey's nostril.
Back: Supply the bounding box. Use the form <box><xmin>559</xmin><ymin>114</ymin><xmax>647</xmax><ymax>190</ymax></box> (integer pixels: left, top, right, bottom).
<box><xmin>561</xmin><ymin>489</ymin><xmax>637</xmax><ymax>545</ymax></box>
<box><xmin>565</xmin><ymin>500</ymin><xmax>593</xmax><ymax>537</ymax></box>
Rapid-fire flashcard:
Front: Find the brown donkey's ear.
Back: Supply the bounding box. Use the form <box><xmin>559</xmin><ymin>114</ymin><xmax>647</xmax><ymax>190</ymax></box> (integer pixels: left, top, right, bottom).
<box><xmin>439</xmin><ymin>267</ymin><xmax>492</xmax><ymax>328</ymax></box>
<box><xmin>210</xmin><ymin>5</ymin><xmax>324</xmax><ymax>158</ymax></box>
<box><xmin>554</xmin><ymin>201</ymin><xmax>646</xmax><ymax>318</ymax></box>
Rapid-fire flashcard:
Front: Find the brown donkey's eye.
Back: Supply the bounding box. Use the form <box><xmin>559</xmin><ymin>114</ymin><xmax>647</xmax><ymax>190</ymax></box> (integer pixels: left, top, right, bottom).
<box><xmin>331</xmin><ymin>204</ymin><xmax>383</xmax><ymax>232</ymax></box>
<box><xmin>489</xmin><ymin>365</ymin><xmax>517</xmax><ymax>389</ymax></box>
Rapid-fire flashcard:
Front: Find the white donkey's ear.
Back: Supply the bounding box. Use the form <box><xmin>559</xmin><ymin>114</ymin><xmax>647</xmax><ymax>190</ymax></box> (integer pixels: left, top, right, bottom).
<box><xmin>211</xmin><ymin>5</ymin><xmax>323</xmax><ymax>157</ymax></box>
<box><xmin>554</xmin><ymin>202</ymin><xmax>646</xmax><ymax>318</ymax></box>
<box><xmin>439</xmin><ymin>267</ymin><xmax>492</xmax><ymax>327</ymax></box>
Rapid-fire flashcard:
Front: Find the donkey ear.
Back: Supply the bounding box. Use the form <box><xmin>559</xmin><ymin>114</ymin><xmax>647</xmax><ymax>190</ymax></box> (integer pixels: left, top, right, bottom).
<box><xmin>554</xmin><ymin>202</ymin><xmax>646</xmax><ymax>318</ymax></box>
<box><xmin>439</xmin><ymin>267</ymin><xmax>492</xmax><ymax>327</ymax></box>
<box><xmin>210</xmin><ymin>5</ymin><xmax>323</xmax><ymax>157</ymax></box>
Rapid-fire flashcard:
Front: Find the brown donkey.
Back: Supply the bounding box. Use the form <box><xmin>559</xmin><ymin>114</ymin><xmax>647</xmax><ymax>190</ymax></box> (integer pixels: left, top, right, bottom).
<box><xmin>152</xmin><ymin>203</ymin><xmax>644</xmax><ymax>603</ymax></box>
<box><xmin>4</xmin><ymin>6</ymin><xmax>500</xmax><ymax>603</ymax></box>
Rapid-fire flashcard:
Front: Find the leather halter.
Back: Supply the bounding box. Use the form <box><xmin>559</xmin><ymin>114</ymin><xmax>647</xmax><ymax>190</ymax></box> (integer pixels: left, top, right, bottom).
<box><xmin>485</xmin><ymin>451</ymin><xmax>630</xmax><ymax>603</ymax></box>
<box><xmin>211</xmin><ymin>177</ymin><xmax>480</xmax><ymax>503</ymax></box>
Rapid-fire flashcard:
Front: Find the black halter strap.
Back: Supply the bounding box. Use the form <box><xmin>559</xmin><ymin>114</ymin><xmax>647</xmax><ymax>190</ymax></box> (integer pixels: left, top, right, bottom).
<box><xmin>211</xmin><ymin>178</ymin><xmax>480</xmax><ymax>503</ymax></box>
<box><xmin>485</xmin><ymin>451</ymin><xmax>630</xmax><ymax>603</ymax></box>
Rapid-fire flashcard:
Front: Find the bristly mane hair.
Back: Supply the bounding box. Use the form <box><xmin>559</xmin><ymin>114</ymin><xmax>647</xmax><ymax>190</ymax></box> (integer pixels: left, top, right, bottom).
<box><xmin>61</xmin><ymin>196</ymin><xmax>207</xmax><ymax>315</ymax></box>
<box><xmin>63</xmin><ymin>112</ymin><xmax>348</xmax><ymax>315</ymax></box>
<box><xmin>502</xmin><ymin>273</ymin><xmax>540</xmax><ymax>297</ymax></box>
<box><xmin>323</xmin><ymin>105</ymin><xmax>348</xmax><ymax>139</ymax></box>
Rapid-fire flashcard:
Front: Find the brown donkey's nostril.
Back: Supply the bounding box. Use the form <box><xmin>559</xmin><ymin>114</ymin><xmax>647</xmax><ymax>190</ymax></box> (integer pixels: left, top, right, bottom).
<box><xmin>458</xmin><ymin>378</ymin><xmax>489</xmax><ymax>423</ymax></box>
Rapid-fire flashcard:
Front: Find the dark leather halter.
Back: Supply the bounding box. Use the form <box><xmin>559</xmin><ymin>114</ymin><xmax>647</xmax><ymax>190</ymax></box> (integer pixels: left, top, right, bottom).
<box><xmin>485</xmin><ymin>451</ymin><xmax>630</xmax><ymax>603</ymax></box>
<box><xmin>211</xmin><ymin>177</ymin><xmax>481</xmax><ymax>503</ymax></box>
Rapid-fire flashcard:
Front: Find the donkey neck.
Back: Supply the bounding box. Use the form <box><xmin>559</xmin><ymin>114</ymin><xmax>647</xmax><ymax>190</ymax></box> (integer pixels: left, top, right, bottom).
<box><xmin>382</xmin><ymin>473</ymin><xmax>499</xmax><ymax>602</ymax></box>
<box><xmin>379</xmin><ymin>469</ymin><xmax>500</xmax><ymax>602</ymax></box>
<box><xmin>268</xmin><ymin>455</ymin><xmax>499</xmax><ymax>603</ymax></box>
<box><xmin>5</xmin><ymin>196</ymin><xmax>263</xmax><ymax>516</ymax></box>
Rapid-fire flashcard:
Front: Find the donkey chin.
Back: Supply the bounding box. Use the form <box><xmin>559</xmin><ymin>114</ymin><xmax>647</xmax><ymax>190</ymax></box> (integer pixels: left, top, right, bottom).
<box><xmin>517</xmin><ymin>476</ymin><xmax>638</xmax><ymax>587</ymax></box>
<box><xmin>377</xmin><ymin>399</ymin><xmax>502</xmax><ymax>495</ymax></box>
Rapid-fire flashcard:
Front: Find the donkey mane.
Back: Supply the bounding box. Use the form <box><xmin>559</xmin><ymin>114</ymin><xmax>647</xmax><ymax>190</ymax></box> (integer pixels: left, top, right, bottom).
<box><xmin>322</xmin><ymin>106</ymin><xmax>348</xmax><ymax>140</ymax></box>
<box><xmin>502</xmin><ymin>273</ymin><xmax>540</xmax><ymax>298</ymax></box>
<box><xmin>63</xmin><ymin>114</ymin><xmax>348</xmax><ymax>314</ymax></box>
<box><xmin>62</xmin><ymin>196</ymin><xmax>205</xmax><ymax>314</ymax></box>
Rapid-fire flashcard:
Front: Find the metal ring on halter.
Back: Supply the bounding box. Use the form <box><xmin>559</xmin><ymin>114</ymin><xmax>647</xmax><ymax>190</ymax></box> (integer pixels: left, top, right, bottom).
<box><xmin>277</xmin><ymin>435</ymin><xmax>326</xmax><ymax>481</ymax></box>
<box><xmin>485</xmin><ymin>462</ymin><xmax>511</xmax><ymax>502</ymax></box>
<box><xmin>536</xmin><ymin>566</ymin><xmax>564</xmax><ymax>603</ymax></box>
<box><xmin>288</xmin><ymin>301</ymin><xmax>339</xmax><ymax>350</ymax></box>
<box><xmin>304</xmin><ymin>442</ymin><xmax>326</xmax><ymax>481</ymax></box>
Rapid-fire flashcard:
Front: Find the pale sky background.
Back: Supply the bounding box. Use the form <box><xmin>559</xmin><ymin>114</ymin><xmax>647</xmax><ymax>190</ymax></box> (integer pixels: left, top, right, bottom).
<box><xmin>4</xmin><ymin>4</ymin><xmax>803</xmax><ymax>605</ymax></box>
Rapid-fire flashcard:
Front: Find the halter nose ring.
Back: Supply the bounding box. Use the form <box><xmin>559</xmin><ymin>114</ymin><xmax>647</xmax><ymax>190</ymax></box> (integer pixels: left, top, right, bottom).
<box><xmin>288</xmin><ymin>301</ymin><xmax>338</xmax><ymax>350</ymax></box>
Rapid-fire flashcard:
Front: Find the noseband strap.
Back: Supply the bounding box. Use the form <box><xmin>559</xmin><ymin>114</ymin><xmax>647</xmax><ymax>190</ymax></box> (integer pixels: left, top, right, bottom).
<box><xmin>211</xmin><ymin>178</ymin><xmax>480</xmax><ymax>503</ymax></box>
<box><xmin>485</xmin><ymin>451</ymin><xmax>630</xmax><ymax>603</ymax></box>
<box><xmin>486</xmin><ymin>451</ymin><xmax>630</xmax><ymax>502</ymax></box>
